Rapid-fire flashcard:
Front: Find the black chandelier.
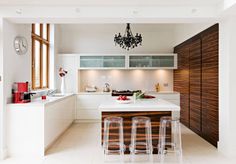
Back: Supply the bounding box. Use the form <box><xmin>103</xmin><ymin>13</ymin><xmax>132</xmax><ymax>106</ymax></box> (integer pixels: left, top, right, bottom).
<box><xmin>114</xmin><ymin>23</ymin><xmax>142</xmax><ymax>51</ymax></box>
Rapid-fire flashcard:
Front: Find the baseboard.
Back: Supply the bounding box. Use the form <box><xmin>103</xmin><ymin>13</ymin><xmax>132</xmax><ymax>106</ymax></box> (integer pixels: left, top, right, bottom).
<box><xmin>0</xmin><ymin>148</ymin><xmax>8</xmax><ymax>160</ymax></box>
<box><xmin>74</xmin><ymin>119</ymin><xmax>101</xmax><ymax>123</ymax></box>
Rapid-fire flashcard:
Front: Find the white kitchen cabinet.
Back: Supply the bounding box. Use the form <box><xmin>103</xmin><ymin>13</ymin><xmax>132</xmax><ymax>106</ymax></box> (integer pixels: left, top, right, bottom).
<box><xmin>7</xmin><ymin>94</ymin><xmax>76</xmax><ymax>158</ymax></box>
<box><xmin>77</xmin><ymin>93</ymin><xmax>110</xmax><ymax>120</ymax></box>
<box><xmin>80</xmin><ymin>55</ymin><xmax>126</xmax><ymax>69</ymax></box>
<box><xmin>129</xmin><ymin>54</ymin><xmax>177</xmax><ymax>69</ymax></box>
<box><xmin>148</xmin><ymin>91</ymin><xmax>180</xmax><ymax>118</ymax></box>
<box><xmin>150</xmin><ymin>92</ymin><xmax>180</xmax><ymax>105</ymax></box>
<box><xmin>44</xmin><ymin>95</ymin><xmax>76</xmax><ymax>148</ymax></box>
<box><xmin>70</xmin><ymin>53</ymin><xmax>177</xmax><ymax>70</ymax></box>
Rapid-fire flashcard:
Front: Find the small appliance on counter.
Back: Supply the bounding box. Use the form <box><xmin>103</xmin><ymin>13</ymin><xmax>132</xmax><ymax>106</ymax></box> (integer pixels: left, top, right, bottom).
<box><xmin>12</xmin><ymin>82</ymin><xmax>35</xmax><ymax>103</ymax></box>
<box><xmin>111</xmin><ymin>90</ymin><xmax>141</xmax><ymax>96</ymax></box>
<box><xmin>85</xmin><ymin>85</ymin><xmax>97</xmax><ymax>92</ymax></box>
<box><xmin>103</xmin><ymin>83</ymin><xmax>110</xmax><ymax>92</ymax></box>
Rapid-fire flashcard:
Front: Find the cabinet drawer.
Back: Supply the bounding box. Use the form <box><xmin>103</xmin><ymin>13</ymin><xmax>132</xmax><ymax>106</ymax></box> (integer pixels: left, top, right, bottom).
<box><xmin>77</xmin><ymin>95</ymin><xmax>110</xmax><ymax>108</ymax></box>
<box><xmin>77</xmin><ymin>109</ymin><xmax>100</xmax><ymax>119</ymax></box>
<box><xmin>154</xmin><ymin>94</ymin><xmax>180</xmax><ymax>100</ymax></box>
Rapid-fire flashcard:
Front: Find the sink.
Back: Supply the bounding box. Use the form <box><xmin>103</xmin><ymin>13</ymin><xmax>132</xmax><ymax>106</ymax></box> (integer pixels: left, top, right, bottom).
<box><xmin>49</xmin><ymin>94</ymin><xmax>65</xmax><ymax>97</ymax></box>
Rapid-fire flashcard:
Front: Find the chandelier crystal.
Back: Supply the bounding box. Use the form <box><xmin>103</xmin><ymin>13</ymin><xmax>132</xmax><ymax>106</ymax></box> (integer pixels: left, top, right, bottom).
<box><xmin>114</xmin><ymin>23</ymin><xmax>142</xmax><ymax>51</ymax></box>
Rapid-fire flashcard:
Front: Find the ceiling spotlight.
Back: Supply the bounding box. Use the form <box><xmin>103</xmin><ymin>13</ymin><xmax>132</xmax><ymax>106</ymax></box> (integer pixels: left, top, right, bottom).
<box><xmin>75</xmin><ymin>8</ymin><xmax>80</xmax><ymax>13</ymax></box>
<box><xmin>191</xmin><ymin>8</ymin><xmax>197</xmax><ymax>13</ymax></box>
<box><xmin>16</xmin><ymin>9</ymin><xmax>22</xmax><ymax>15</ymax></box>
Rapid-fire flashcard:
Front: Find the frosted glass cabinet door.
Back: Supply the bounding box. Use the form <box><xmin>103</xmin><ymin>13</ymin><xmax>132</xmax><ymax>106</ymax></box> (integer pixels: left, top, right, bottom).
<box><xmin>129</xmin><ymin>55</ymin><xmax>175</xmax><ymax>68</ymax></box>
<box><xmin>129</xmin><ymin>56</ymin><xmax>152</xmax><ymax>67</ymax></box>
<box><xmin>103</xmin><ymin>56</ymin><xmax>125</xmax><ymax>67</ymax></box>
<box><xmin>80</xmin><ymin>56</ymin><xmax>103</xmax><ymax>67</ymax></box>
<box><xmin>80</xmin><ymin>56</ymin><xmax>125</xmax><ymax>68</ymax></box>
<box><xmin>152</xmin><ymin>56</ymin><xmax>175</xmax><ymax>67</ymax></box>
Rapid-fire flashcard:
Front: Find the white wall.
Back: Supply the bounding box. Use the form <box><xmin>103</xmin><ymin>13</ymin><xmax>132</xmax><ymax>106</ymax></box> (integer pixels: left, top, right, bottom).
<box><xmin>1</xmin><ymin>20</ymin><xmax>31</xmax><ymax>159</ymax></box>
<box><xmin>79</xmin><ymin>69</ymin><xmax>173</xmax><ymax>92</ymax></box>
<box><xmin>0</xmin><ymin>18</ymin><xmax>5</xmax><ymax>160</ymax></box>
<box><xmin>56</xmin><ymin>24</ymin><xmax>176</xmax><ymax>54</ymax></box>
<box><xmin>218</xmin><ymin>17</ymin><xmax>236</xmax><ymax>157</ymax></box>
<box><xmin>3</xmin><ymin>21</ymin><xmax>31</xmax><ymax>102</ymax></box>
<box><xmin>174</xmin><ymin>23</ymin><xmax>215</xmax><ymax>45</ymax></box>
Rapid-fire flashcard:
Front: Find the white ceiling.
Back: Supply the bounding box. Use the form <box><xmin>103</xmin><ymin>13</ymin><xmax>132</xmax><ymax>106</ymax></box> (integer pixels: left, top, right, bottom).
<box><xmin>0</xmin><ymin>0</ymin><xmax>223</xmax><ymax>6</ymax></box>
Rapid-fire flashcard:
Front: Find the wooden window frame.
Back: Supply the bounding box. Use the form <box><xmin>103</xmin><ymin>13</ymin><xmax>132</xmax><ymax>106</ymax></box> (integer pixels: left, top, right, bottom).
<box><xmin>32</xmin><ymin>24</ymin><xmax>50</xmax><ymax>90</ymax></box>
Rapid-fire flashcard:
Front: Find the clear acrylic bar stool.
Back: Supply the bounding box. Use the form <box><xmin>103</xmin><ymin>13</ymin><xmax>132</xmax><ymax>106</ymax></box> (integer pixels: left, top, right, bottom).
<box><xmin>129</xmin><ymin>116</ymin><xmax>153</xmax><ymax>162</ymax></box>
<box><xmin>103</xmin><ymin>116</ymin><xmax>125</xmax><ymax>162</ymax></box>
<box><xmin>158</xmin><ymin>116</ymin><xmax>182</xmax><ymax>163</ymax></box>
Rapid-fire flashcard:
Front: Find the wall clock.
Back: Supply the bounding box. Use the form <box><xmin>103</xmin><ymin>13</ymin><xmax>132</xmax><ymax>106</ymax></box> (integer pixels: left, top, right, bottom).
<box><xmin>14</xmin><ymin>36</ymin><xmax>28</xmax><ymax>55</ymax></box>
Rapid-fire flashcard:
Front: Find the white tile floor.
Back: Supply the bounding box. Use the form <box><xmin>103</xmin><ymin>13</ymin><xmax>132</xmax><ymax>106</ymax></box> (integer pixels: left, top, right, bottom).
<box><xmin>1</xmin><ymin>122</ymin><xmax>236</xmax><ymax>164</ymax></box>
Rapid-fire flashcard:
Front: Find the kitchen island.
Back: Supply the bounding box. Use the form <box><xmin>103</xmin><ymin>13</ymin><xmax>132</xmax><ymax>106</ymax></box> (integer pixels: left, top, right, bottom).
<box><xmin>98</xmin><ymin>98</ymin><xmax>180</xmax><ymax>154</ymax></box>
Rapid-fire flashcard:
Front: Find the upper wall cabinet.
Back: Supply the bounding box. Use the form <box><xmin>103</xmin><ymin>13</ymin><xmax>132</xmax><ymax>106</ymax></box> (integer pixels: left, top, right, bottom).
<box><xmin>129</xmin><ymin>54</ymin><xmax>177</xmax><ymax>69</ymax></box>
<box><xmin>80</xmin><ymin>55</ymin><xmax>126</xmax><ymax>69</ymax></box>
<box><xmin>59</xmin><ymin>53</ymin><xmax>177</xmax><ymax>70</ymax></box>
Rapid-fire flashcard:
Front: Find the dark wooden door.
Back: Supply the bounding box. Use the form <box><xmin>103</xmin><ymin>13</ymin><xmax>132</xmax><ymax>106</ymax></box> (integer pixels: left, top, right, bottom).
<box><xmin>174</xmin><ymin>44</ymin><xmax>190</xmax><ymax>127</ymax></box>
<box><xmin>189</xmin><ymin>38</ymin><xmax>202</xmax><ymax>134</ymax></box>
<box><xmin>201</xmin><ymin>25</ymin><xmax>219</xmax><ymax>147</ymax></box>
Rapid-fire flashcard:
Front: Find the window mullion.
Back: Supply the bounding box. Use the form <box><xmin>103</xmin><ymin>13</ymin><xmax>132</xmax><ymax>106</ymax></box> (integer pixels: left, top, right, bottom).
<box><xmin>40</xmin><ymin>24</ymin><xmax>43</xmax><ymax>88</ymax></box>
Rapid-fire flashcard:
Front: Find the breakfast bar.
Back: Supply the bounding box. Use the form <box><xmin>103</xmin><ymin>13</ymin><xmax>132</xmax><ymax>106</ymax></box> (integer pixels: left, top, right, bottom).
<box><xmin>98</xmin><ymin>98</ymin><xmax>180</xmax><ymax>154</ymax></box>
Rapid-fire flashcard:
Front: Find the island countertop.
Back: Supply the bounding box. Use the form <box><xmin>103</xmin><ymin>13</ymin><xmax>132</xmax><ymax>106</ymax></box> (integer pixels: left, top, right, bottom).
<box><xmin>98</xmin><ymin>98</ymin><xmax>180</xmax><ymax>112</ymax></box>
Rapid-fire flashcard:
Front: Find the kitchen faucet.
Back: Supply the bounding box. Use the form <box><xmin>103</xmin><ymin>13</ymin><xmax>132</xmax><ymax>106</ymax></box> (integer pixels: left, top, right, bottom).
<box><xmin>47</xmin><ymin>89</ymin><xmax>57</xmax><ymax>96</ymax></box>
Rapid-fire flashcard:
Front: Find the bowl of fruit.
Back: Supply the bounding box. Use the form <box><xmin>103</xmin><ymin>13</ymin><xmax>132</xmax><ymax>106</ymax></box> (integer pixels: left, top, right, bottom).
<box><xmin>116</xmin><ymin>95</ymin><xmax>131</xmax><ymax>104</ymax></box>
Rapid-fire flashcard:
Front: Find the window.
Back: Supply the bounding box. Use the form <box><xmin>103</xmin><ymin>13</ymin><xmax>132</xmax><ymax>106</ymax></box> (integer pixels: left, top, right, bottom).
<box><xmin>32</xmin><ymin>24</ymin><xmax>50</xmax><ymax>89</ymax></box>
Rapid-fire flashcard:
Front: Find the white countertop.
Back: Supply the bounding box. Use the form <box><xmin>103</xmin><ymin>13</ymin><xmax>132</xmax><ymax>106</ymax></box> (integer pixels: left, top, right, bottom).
<box><xmin>147</xmin><ymin>91</ymin><xmax>180</xmax><ymax>94</ymax></box>
<box><xmin>98</xmin><ymin>97</ymin><xmax>180</xmax><ymax>112</ymax></box>
<box><xmin>7</xmin><ymin>93</ymin><xmax>75</xmax><ymax>107</ymax></box>
<box><xmin>77</xmin><ymin>91</ymin><xmax>111</xmax><ymax>95</ymax></box>
<box><xmin>77</xmin><ymin>91</ymin><xmax>179</xmax><ymax>95</ymax></box>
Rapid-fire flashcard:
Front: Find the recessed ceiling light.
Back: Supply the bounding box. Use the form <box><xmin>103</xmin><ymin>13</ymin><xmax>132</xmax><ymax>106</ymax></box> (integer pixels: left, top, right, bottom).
<box><xmin>16</xmin><ymin>9</ymin><xmax>22</xmax><ymax>15</ymax></box>
<box><xmin>75</xmin><ymin>8</ymin><xmax>80</xmax><ymax>13</ymax></box>
<box><xmin>132</xmin><ymin>10</ymin><xmax>139</xmax><ymax>14</ymax></box>
<box><xmin>191</xmin><ymin>8</ymin><xmax>197</xmax><ymax>13</ymax></box>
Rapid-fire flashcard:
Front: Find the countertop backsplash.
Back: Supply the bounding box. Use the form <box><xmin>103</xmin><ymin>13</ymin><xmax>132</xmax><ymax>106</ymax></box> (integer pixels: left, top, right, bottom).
<box><xmin>79</xmin><ymin>69</ymin><xmax>173</xmax><ymax>92</ymax></box>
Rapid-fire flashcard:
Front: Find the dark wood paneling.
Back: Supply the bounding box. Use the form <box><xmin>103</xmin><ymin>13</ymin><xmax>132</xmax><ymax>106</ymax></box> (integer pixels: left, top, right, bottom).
<box><xmin>201</xmin><ymin>27</ymin><xmax>219</xmax><ymax>147</ymax></box>
<box><xmin>174</xmin><ymin>24</ymin><xmax>219</xmax><ymax>147</ymax></box>
<box><xmin>101</xmin><ymin>111</ymin><xmax>171</xmax><ymax>154</ymax></box>
<box><xmin>189</xmin><ymin>38</ymin><xmax>202</xmax><ymax>134</ymax></box>
<box><xmin>174</xmin><ymin>45</ymin><xmax>190</xmax><ymax>127</ymax></box>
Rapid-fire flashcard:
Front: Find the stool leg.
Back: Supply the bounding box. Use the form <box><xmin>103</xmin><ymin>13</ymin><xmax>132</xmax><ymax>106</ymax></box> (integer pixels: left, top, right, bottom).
<box><xmin>177</xmin><ymin>121</ymin><xmax>183</xmax><ymax>163</ymax></box>
<box><xmin>158</xmin><ymin>121</ymin><xmax>166</xmax><ymax>163</ymax></box>
<box><xmin>119</xmin><ymin>121</ymin><xmax>125</xmax><ymax>162</ymax></box>
<box><xmin>130</xmin><ymin>121</ymin><xmax>136</xmax><ymax>162</ymax></box>
<box><xmin>103</xmin><ymin>121</ymin><xmax>110</xmax><ymax>162</ymax></box>
<box><xmin>103</xmin><ymin>121</ymin><xmax>110</xmax><ymax>155</ymax></box>
<box><xmin>146</xmin><ymin>121</ymin><xmax>153</xmax><ymax>162</ymax></box>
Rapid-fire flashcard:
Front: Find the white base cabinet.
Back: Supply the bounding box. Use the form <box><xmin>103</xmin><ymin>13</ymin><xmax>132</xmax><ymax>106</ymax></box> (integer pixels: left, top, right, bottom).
<box><xmin>148</xmin><ymin>92</ymin><xmax>180</xmax><ymax>118</ymax></box>
<box><xmin>77</xmin><ymin>93</ymin><xmax>110</xmax><ymax>120</ymax></box>
<box><xmin>7</xmin><ymin>94</ymin><xmax>76</xmax><ymax>158</ymax></box>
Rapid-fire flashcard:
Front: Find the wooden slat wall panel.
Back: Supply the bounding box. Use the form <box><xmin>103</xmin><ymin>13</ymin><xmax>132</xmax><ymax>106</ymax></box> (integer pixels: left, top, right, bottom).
<box><xmin>201</xmin><ymin>27</ymin><xmax>219</xmax><ymax>147</ymax></box>
<box><xmin>174</xmin><ymin>45</ymin><xmax>190</xmax><ymax>127</ymax></box>
<box><xmin>174</xmin><ymin>24</ymin><xmax>218</xmax><ymax>147</ymax></box>
<box><xmin>101</xmin><ymin>111</ymin><xmax>171</xmax><ymax>154</ymax></box>
<box><xmin>189</xmin><ymin>39</ymin><xmax>202</xmax><ymax>134</ymax></box>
